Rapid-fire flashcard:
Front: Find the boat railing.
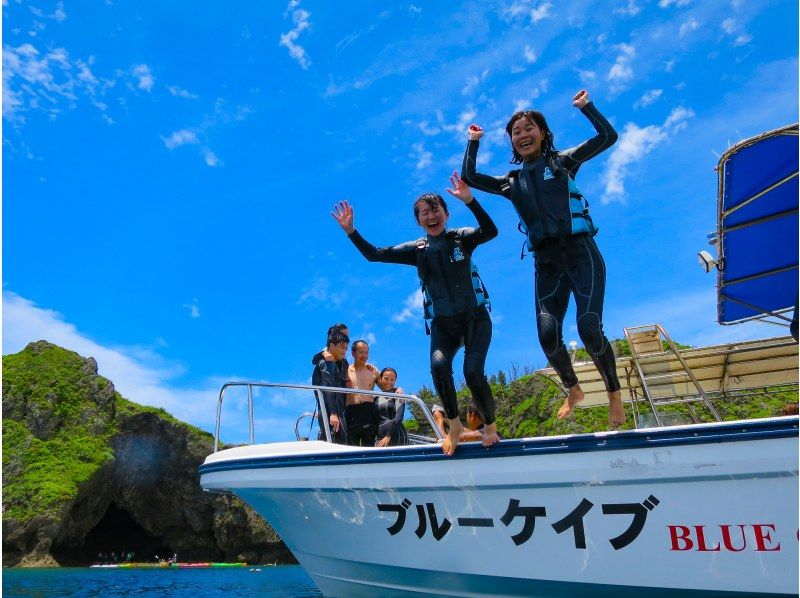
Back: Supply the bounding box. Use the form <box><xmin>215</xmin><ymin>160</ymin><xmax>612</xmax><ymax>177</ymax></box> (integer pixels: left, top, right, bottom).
<box><xmin>213</xmin><ymin>381</ymin><xmax>444</xmax><ymax>452</ymax></box>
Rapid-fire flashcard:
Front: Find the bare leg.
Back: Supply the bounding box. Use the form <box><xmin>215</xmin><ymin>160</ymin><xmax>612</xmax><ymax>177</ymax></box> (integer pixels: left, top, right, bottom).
<box><xmin>442</xmin><ymin>418</ymin><xmax>464</xmax><ymax>456</ymax></box>
<box><xmin>608</xmin><ymin>390</ymin><xmax>625</xmax><ymax>429</ymax></box>
<box><xmin>557</xmin><ymin>384</ymin><xmax>584</xmax><ymax>419</ymax></box>
<box><xmin>481</xmin><ymin>422</ymin><xmax>501</xmax><ymax>447</ymax></box>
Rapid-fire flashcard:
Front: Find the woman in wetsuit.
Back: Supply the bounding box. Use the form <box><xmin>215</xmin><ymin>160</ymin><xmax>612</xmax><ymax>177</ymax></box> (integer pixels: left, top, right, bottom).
<box><xmin>331</xmin><ymin>172</ymin><xmax>499</xmax><ymax>455</ymax></box>
<box><xmin>461</xmin><ymin>89</ymin><xmax>625</xmax><ymax>429</ymax></box>
<box><xmin>374</xmin><ymin>367</ymin><xmax>408</xmax><ymax>447</ymax></box>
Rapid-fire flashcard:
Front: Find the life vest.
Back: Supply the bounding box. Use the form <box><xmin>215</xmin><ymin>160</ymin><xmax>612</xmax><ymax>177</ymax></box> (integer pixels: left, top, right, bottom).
<box><xmin>508</xmin><ymin>153</ymin><xmax>598</xmax><ymax>258</ymax></box>
<box><xmin>414</xmin><ymin>231</ymin><xmax>490</xmax><ymax>334</ymax></box>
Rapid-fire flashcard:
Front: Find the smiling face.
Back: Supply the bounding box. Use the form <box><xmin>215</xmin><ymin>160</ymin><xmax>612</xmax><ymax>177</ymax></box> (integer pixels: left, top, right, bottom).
<box><xmin>351</xmin><ymin>341</ymin><xmax>369</xmax><ymax>365</ymax></box>
<box><xmin>414</xmin><ymin>194</ymin><xmax>449</xmax><ymax>237</ymax></box>
<box><xmin>510</xmin><ymin>115</ymin><xmax>542</xmax><ymax>161</ymax></box>
<box><xmin>378</xmin><ymin>369</ymin><xmax>397</xmax><ymax>391</ymax></box>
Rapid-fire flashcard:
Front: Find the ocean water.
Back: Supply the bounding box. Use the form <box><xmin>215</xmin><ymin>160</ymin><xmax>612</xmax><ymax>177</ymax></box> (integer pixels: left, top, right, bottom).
<box><xmin>2</xmin><ymin>565</ymin><xmax>323</xmax><ymax>597</ymax></box>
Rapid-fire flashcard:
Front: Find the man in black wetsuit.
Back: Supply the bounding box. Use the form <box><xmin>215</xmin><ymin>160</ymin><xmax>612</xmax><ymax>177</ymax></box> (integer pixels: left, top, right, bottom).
<box><xmin>312</xmin><ymin>329</ymin><xmax>350</xmax><ymax>444</ymax></box>
<box><xmin>332</xmin><ymin>172</ymin><xmax>500</xmax><ymax>455</ymax></box>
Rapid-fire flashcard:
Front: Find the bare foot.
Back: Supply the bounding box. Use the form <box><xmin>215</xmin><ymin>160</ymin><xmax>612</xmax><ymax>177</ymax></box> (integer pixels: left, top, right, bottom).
<box><xmin>557</xmin><ymin>384</ymin><xmax>584</xmax><ymax>419</ymax></box>
<box><xmin>608</xmin><ymin>391</ymin><xmax>625</xmax><ymax>429</ymax></box>
<box><xmin>481</xmin><ymin>422</ymin><xmax>501</xmax><ymax>447</ymax></box>
<box><xmin>442</xmin><ymin>418</ymin><xmax>464</xmax><ymax>456</ymax></box>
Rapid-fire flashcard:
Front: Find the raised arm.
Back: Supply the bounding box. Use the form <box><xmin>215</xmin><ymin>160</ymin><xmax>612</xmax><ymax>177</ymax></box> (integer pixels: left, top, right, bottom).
<box><xmin>559</xmin><ymin>90</ymin><xmax>618</xmax><ymax>176</ymax></box>
<box><xmin>331</xmin><ymin>201</ymin><xmax>417</xmax><ymax>266</ymax></box>
<box><xmin>444</xmin><ymin>172</ymin><xmax>498</xmax><ymax>253</ymax></box>
<box><xmin>460</xmin><ymin>125</ymin><xmax>511</xmax><ymax>198</ymax></box>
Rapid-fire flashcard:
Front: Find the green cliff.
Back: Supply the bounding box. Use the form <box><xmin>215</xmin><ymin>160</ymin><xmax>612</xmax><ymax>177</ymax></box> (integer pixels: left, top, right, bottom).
<box><xmin>2</xmin><ymin>341</ymin><xmax>292</xmax><ymax>567</ymax></box>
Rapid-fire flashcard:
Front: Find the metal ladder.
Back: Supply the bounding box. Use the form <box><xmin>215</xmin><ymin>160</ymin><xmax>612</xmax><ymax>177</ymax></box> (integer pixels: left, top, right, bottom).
<box><xmin>623</xmin><ymin>324</ymin><xmax>722</xmax><ymax>427</ymax></box>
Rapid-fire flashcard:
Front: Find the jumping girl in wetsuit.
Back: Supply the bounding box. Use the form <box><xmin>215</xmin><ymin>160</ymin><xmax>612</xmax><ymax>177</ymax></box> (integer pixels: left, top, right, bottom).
<box><xmin>461</xmin><ymin>90</ymin><xmax>625</xmax><ymax>429</ymax></box>
<box><xmin>331</xmin><ymin>172</ymin><xmax>499</xmax><ymax>455</ymax></box>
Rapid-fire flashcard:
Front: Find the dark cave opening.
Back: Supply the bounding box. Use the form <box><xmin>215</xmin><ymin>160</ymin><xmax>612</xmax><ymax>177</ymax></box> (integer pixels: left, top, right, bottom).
<box><xmin>52</xmin><ymin>503</ymin><xmax>172</xmax><ymax>566</ymax></box>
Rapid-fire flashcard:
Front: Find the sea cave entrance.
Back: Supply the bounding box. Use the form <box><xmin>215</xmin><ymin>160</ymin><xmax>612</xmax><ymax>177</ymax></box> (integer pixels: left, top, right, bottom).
<box><xmin>53</xmin><ymin>503</ymin><xmax>171</xmax><ymax>566</ymax></box>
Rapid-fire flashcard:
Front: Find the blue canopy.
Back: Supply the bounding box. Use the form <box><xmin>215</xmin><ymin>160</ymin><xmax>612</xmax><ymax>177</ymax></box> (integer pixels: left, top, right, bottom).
<box><xmin>716</xmin><ymin>123</ymin><xmax>798</xmax><ymax>324</ymax></box>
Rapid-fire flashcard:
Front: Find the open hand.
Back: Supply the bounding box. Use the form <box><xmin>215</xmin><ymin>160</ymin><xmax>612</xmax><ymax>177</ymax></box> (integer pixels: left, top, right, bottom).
<box><xmin>331</xmin><ymin>201</ymin><xmax>355</xmax><ymax>234</ymax></box>
<box><xmin>468</xmin><ymin>124</ymin><xmax>484</xmax><ymax>141</ymax></box>
<box><xmin>573</xmin><ymin>89</ymin><xmax>590</xmax><ymax>108</ymax></box>
<box><xmin>445</xmin><ymin>171</ymin><xmax>473</xmax><ymax>204</ymax></box>
<box><xmin>376</xmin><ymin>436</ymin><xmax>391</xmax><ymax>447</ymax></box>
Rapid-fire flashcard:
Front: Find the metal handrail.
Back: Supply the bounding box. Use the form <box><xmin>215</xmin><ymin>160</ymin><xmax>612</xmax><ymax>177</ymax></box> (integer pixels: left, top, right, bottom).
<box><xmin>213</xmin><ymin>381</ymin><xmax>444</xmax><ymax>452</ymax></box>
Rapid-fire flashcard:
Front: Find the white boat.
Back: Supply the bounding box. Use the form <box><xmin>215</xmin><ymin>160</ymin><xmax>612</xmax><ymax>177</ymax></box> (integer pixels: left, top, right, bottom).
<box><xmin>200</xmin><ymin>125</ymin><xmax>799</xmax><ymax>596</ymax></box>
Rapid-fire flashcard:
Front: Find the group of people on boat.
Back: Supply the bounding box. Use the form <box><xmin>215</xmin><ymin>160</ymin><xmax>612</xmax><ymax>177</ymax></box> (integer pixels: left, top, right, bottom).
<box><xmin>325</xmin><ymin>89</ymin><xmax>625</xmax><ymax>455</ymax></box>
<box><xmin>312</xmin><ymin>323</ymin><xmax>408</xmax><ymax>447</ymax></box>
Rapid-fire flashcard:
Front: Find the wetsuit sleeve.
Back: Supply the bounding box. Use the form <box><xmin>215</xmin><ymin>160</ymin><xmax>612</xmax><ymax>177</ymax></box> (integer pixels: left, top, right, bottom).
<box><xmin>377</xmin><ymin>398</ymin><xmax>406</xmax><ymax>439</ymax></box>
<box><xmin>347</xmin><ymin>230</ymin><xmax>418</xmax><ymax>266</ymax></box>
<box><xmin>559</xmin><ymin>102</ymin><xmax>618</xmax><ymax>177</ymax></box>
<box><xmin>315</xmin><ymin>360</ymin><xmax>340</xmax><ymax>417</ymax></box>
<box><xmin>458</xmin><ymin>198</ymin><xmax>498</xmax><ymax>253</ymax></box>
<box><xmin>461</xmin><ymin>140</ymin><xmax>512</xmax><ymax>198</ymax></box>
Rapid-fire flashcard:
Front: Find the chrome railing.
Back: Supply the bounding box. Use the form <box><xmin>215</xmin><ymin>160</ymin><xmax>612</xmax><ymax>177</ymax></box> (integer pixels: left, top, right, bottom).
<box><xmin>213</xmin><ymin>381</ymin><xmax>444</xmax><ymax>452</ymax></box>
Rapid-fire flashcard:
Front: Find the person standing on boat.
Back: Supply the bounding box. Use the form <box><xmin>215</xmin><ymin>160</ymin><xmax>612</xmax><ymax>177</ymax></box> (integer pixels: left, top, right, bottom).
<box><xmin>374</xmin><ymin>367</ymin><xmax>409</xmax><ymax>447</ymax></box>
<box><xmin>311</xmin><ymin>323</ymin><xmax>351</xmax><ymax>379</ymax></box>
<box><xmin>346</xmin><ymin>340</ymin><xmax>380</xmax><ymax>446</ymax></box>
<box><xmin>331</xmin><ymin>172</ymin><xmax>500</xmax><ymax>455</ymax></box>
<box><xmin>312</xmin><ymin>329</ymin><xmax>350</xmax><ymax>444</ymax></box>
<box><xmin>461</xmin><ymin>89</ymin><xmax>626</xmax><ymax>429</ymax></box>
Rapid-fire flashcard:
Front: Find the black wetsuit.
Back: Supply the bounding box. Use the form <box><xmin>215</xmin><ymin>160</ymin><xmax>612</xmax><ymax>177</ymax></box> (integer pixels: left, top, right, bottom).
<box><xmin>375</xmin><ymin>393</ymin><xmax>409</xmax><ymax>446</ymax></box>
<box><xmin>462</xmin><ymin>102</ymin><xmax>621</xmax><ymax>393</ymax></box>
<box><xmin>347</xmin><ymin>198</ymin><xmax>498</xmax><ymax>423</ymax></box>
<box><xmin>311</xmin><ymin>355</ymin><xmax>348</xmax><ymax>444</ymax></box>
<box><xmin>345</xmin><ymin>400</ymin><xmax>378</xmax><ymax>447</ymax></box>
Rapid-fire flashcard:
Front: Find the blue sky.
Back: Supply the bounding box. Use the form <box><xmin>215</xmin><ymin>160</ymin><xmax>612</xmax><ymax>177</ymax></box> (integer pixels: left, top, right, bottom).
<box><xmin>3</xmin><ymin>0</ymin><xmax>798</xmax><ymax>443</ymax></box>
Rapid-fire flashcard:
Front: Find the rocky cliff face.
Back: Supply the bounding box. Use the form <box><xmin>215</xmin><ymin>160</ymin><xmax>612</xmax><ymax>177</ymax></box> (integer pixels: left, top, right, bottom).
<box><xmin>2</xmin><ymin>341</ymin><xmax>292</xmax><ymax>567</ymax></box>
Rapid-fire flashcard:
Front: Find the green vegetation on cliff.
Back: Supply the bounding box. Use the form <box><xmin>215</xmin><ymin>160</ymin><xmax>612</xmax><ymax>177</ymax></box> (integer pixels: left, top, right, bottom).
<box><xmin>2</xmin><ymin>341</ymin><xmax>211</xmax><ymax>524</ymax></box>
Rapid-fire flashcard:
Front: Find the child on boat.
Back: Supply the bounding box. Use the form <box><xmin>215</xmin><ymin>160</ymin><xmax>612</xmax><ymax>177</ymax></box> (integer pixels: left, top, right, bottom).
<box><xmin>461</xmin><ymin>89</ymin><xmax>626</xmax><ymax>429</ymax></box>
<box><xmin>331</xmin><ymin>172</ymin><xmax>500</xmax><ymax>455</ymax></box>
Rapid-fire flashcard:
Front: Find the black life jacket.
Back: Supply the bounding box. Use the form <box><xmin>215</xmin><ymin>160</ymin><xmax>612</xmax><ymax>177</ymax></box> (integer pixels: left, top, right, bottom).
<box><xmin>507</xmin><ymin>153</ymin><xmax>597</xmax><ymax>258</ymax></box>
<box><xmin>414</xmin><ymin>231</ymin><xmax>490</xmax><ymax>334</ymax></box>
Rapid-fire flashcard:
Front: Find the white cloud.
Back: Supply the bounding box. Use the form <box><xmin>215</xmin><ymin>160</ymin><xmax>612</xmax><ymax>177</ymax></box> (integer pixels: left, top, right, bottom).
<box><xmin>679</xmin><ymin>17</ymin><xmax>699</xmax><ymax>37</ymax></box>
<box><xmin>524</xmin><ymin>45</ymin><xmax>537</xmax><ymax>63</ymax></box>
<box><xmin>30</xmin><ymin>2</ymin><xmax>67</xmax><ymax>22</ymax></box>
<box><xmin>412</xmin><ymin>142</ymin><xmax>432</xmax><ymax>170</ymax></box>
<box><xmin>167</xmin><ymin>85</ymin><xmax>198</xmax><ymax>99</ymax></box>
<box><xmin>202</xmin><ymin>148</ymin><xmax>219</xmax><ymax>167</ymax></box>
<box><xmin>576</xmin><ymin>68</ymin><xmax>597</xmax><ymax>85</ymax></box>
<box><xmin>161</xmin><ymin>129</ymin><xmax>198</xmax><ymax>149</ymax></box>
<box><xmin>392</xmin><ymin>290</ymin><xmax>423</xmax><ymax>323</ymax></box>
<box><xmin>530</xmin><ymin>2</ymin><xmax>552</xmax><ymax>22</ymax></box>
<box><xmin>720</xmin><ymin>18</ymin><xmax>752</xmax><ymax>46</ymax></box>
<box><xmin>658</xmin><ymin>0</ymin><xmax>690</xmax><ymax>7</ymax></box>
<box><xmin>663</xmin><ymin>59</ymin><xmax>676</xmax><ymax>73</ymax></box>
<box><xmin>1</xmin><ymin>291</ymin><xmax>223</xmax><ymax>432</ymax></box>
<box><xmin>409</xmin><ymin>5</ymin><xmax>422</xmax><ymax>14</ymax></box>
<box><xmin>615</xmin><ymin>0</ymin><xmax>641</xmax><ymax>16</ymax></box>
<box><xmin>2</xmin><ymin>43</ymin><xmax>114</xmax><ymax>122</ymax></box>
<box><xmin>634</xmin><ymin>88</ymin><xmax>663</xmax><ymax>108</ymax></box>
<box><xmin>602</xmin><ymin>106</ymin><xmax>694</xmax><ymax>202</ymax></box>
<box><xmin>298</xmin><ymin>276</ymin><xmax>347</xmax><ymax>308</ymax></box>
<box><xmin>183</xmin><ymin>299</ymin><xmax>200</xmax><ymax>318</ymax></box>
<box><xmin>279</xmin><ymin>1</ymin><xmax>312</xmax><ymax>70</ymax></box>
<box><xmin>462</xmin><ymin>69</ymin><xmax>489</xmax><ymax>95</ymax></box>
<box><xmin>132</xmin><ymin>64</ymin><xmax>154</xmax><ymax>92</ymax></box>
<box><xmin>607</xmin><ymin>43</ymin><xmax>636</xmax><ymax>88</ymax></box>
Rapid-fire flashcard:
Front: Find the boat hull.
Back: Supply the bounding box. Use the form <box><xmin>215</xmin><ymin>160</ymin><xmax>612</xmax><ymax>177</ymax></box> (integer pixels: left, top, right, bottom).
<box><xmin>200</xmin><ymin>418</ymin><xmax>799</xmax><ymax>597</ymax></box>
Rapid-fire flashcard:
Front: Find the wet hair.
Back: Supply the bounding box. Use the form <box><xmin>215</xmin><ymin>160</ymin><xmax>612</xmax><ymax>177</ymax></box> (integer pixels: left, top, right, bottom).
<box><xmin>413</xmin><ymin>193</ymin><xmax>449</xmax><ymax>223</ymax></box>
<box><xmin>505</xmin><ymin>110</ymin><xmax>558</xmax><ymax>166</ymax></box>
<box><xmin>327</xmin><ymin>330</ymin><xmax>349</xmax><ymax>347</ymax></box>
<box><xmin>379</xmin><ymin>367</ymin><xmax>397</xmax><ymax>379</ymax></box>
<box><xmin>467</xmin><ymin>401</ymin><xmax>483</xmax><ymax>420</ymax></box>
<box><xmin>327</xmin><ymin>322</ymin><xmax>348</xmax><ymax>337</ymax></box>
<box><xmin>351</xmin><ymin>339</ymin><xmax>369</xmax><ymax>354</ymax></box>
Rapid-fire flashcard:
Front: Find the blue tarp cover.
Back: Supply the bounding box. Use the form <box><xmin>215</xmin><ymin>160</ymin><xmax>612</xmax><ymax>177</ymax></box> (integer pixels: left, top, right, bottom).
<box><xmin>718</xmin><ymin>125</ymin><xmax>798</xmax><ymax>324</ymax></box>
